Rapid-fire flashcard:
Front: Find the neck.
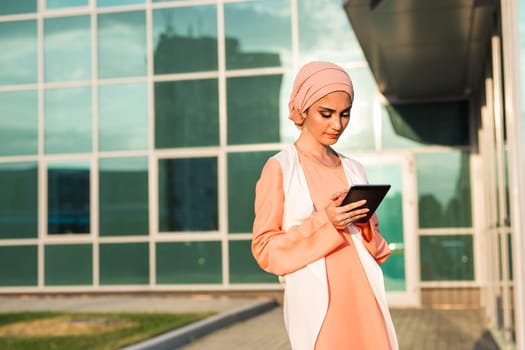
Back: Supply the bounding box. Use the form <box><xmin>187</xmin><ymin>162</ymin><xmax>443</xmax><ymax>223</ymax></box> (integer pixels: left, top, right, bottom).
<box><xmin>294</xmin><ymin>138</ymin><xmax>333</xmax><ymax>157</ymax></box>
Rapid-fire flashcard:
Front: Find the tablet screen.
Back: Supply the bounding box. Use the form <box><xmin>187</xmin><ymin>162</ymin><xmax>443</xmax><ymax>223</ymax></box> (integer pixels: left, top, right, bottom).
<box><xmin>340</xmin><ymin>184</ymin><xmax>391</xmax><ymax>224</ymax></box>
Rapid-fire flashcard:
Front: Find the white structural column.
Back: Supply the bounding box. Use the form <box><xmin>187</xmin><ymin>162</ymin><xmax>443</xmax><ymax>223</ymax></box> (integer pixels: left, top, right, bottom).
<box><xmin>501</xmin><ymin>0</ymin><xmax>525</xmax><ymax>349</ymax></box>
<box><xmin>492</xmin><ymin>34</ymin><xmax>513</xmax><ymax>346</ymax></box>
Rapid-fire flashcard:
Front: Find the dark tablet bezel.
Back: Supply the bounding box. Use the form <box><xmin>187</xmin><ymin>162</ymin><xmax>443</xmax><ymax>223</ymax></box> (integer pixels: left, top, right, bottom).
<box><xmin>340</xmin><ymin>184</ymin><xmax>391</xmax><ymax>224</ymax></box>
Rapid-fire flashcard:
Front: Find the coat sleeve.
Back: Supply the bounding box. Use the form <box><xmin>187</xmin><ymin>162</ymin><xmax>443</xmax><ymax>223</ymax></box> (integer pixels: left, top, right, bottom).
<box><xmin>251</xmin><ymin>158</ymin><xmax>346</xmax><ymax>276</ymax></box>
<box><xmin>356</xmin><ymin>214</ymin><xmax>391</xmax><ymax>265</ymax></box>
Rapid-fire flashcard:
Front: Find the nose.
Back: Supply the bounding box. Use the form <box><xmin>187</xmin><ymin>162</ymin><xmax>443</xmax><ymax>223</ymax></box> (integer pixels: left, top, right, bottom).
<box><xmin>331</xmin><ymin>118</ymin><xmax>341</xmax><ymax>131</ymax></box>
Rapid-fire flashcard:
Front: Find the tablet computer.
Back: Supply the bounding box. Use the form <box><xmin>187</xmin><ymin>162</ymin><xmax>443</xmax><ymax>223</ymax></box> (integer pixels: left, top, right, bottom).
<box><xmin>340</xmin><ymin>184</ymin><xmax>391</xmax><ymax>224</ymax></box>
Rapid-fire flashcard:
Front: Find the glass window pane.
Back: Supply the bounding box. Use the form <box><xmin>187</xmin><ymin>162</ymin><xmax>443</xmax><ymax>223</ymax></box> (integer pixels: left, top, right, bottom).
<box><xmin>98</xmin><ymin>11</ymin><xmax>147</xmax><ymax>78</ymax></box>
<box><xmin>0</xmin><ymin>246</ymin><xmax>37</xmax><ymax>286</ymax></box>
<box><xmin>156</xmin><ymin>241</ymin><xmax>221</xmax><ymax>284</ymax></box>
<box><xmin>0</xmin><ymin>1</ymin><xmax>36</xmax><ymax>15</ymax></box>
<box><xmin>155</xmin><ymin>79</ymin><xmax>219</xmax><ymax>148</ymax></box>
<box><xmin>379</xmin><ymin>104</ymin><xmax>422</xmax><ymax>149</ymax></box>
<box><xmin>45</xmin><ymin>87</ymin><xmax>92</xmax><ymax>154</ymax></box>
<box><xmin>158</xmin><ymin>157</ymin><xmax>218</xmax><ymax>232</ymax></box>
<box><xmin>365</xmin><ymin>161</ymin><xmax>405</xmax><ymax>291</ymax></box>
<box><xmin>382</xmin><ymin>101</ymin><xmax>470</xmax><ymax>148</ymax></box>
<box><xmin>417</xmin><ymin>151</ymin><xmax>472</xmax><ymax>228</ymax></box>
<box><xmin>47</xmin><ymin>0</ymin><xmax>88</xmax><ymax>10</ymax></box>
<box><xmin>45</xmin><ymin>244</ymin><xmax>92</xmax><ymax>285</ymax></box>
<box><xmin>97</xmin><ymin>0</ymin><xmax>144</xmax><ymax>7</ymax></box>
<box><xmin>298</xmin><ymin>0</ymin><xmax>365</xmax><ymax>64</ymax></box>
<box><xmin>227</xmin><ymin>75</ymin><xmax>283</xmax><ymax>145</ymax></box>
<box><xmin>99</xmin><ymin>82</ymin><xmax>148</xmax><ymax>151</ymax></box>
<box><xmin>0</xmin><ymin>90</ymin><xmax>37</xmax><ymax>156</ymax></box>
<box><xmin>224</xmin><ymin>0</ymin><xmax>291</xmax><ymax>69</ymax></box>
<box><xmin>44</xmin><ymin>16</ymin><xmax>91</xmax><ymax>82</ymax></box>
<box><xmin>420</xmin><ymin>235</ymin><xmax>474</xmax><ymax>281</ymax></box>
<box><xmin>153</xmin><ymin>6</ymin><xmax>217</xmax><ymax>74</ymax></box>
<box><xmin>337</xmin><ymin>67</ymin><xmax>376</xmax><ymax>152</ymax></box>
<box><xmin>228</xmin><ymin>151</ymin><xmax>274</xmax><ymax>233</ymax></box>
<box><xmin>48</xmin><ymin>162</ymin><xmax>90</xmax><ymax>234</ymax></box>
<box><xmin>0</xmin><ymin>20</ymin><xmax>37</xmax><ymax>85</ymax></box>
<box><xmin>99</xmin><ymin>243</ymin><xmax>149</xmax><ymax>285</ymax></box>
<box><xmin>0</xmin><ymin>162</ymin><xmax>38</xmax><ymax>239</ymax></box>
<box><xmin>229</xmin><ymin>240</ymin><xmax>276</xmax><ymax>283</ymax></box>
<box><xmin>99</xmin><ymin>157</ymin><xmax>149</xmax><ymax>236</ymax></box>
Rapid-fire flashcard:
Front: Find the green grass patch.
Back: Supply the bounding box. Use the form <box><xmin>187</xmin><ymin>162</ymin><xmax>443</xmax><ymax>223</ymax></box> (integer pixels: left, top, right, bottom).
<box><xmin>0</xmin><ymin>311</ymin><xmax>212</xmax><ymax>350</ymax></box>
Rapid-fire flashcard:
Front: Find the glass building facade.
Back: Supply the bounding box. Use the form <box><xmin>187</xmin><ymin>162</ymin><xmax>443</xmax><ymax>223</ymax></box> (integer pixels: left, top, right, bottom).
<box><xmin>0</xmin><ymin>0</ymin><xmax>491</xmax><ymax>293</ymax></box>
<box><xmin>1</xmin><ymin>0</ymin><xmax>525</xmax><ymax>347</ymax></box>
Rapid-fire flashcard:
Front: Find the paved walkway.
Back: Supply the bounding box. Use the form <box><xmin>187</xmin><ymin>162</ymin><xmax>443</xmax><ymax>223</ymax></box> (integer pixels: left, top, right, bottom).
<box><xmin>181</xmin><ymin>306</ymin><xmax>500</xmax><ymax>350</ymax></box>
<box><xmin>0</xmin><ymin>295</ymin><xmax>500</xmax><ymax>350</ymax></box>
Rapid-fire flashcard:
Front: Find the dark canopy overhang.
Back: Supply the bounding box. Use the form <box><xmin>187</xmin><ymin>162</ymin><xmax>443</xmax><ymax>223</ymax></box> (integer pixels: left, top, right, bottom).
<box><xmin>343</xmin><ymin>0</ymin><xmax>498</xmax><ymax>103</ymax></box>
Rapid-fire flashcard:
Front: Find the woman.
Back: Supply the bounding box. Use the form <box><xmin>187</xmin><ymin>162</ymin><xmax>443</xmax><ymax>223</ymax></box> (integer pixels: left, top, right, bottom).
<box><xmin>252</xmin><ymin>61</ymin><xmax>399</xmax><ymax>350</ymax></box>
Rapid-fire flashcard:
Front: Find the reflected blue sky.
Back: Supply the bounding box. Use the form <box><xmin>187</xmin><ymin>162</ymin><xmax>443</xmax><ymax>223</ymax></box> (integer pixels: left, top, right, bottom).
<box><xmin>224</xmin><ymin>0</ymin><xmax>292</xmax><ymax>68</ymax></box>
<box><xmin>98</xmin><ymin>11</ymin><xmax>147</xmax><ymax>78</ymax></box>
<box><xmin>416</xmin><ymin>151</ymin><xmax>468</xmax><ymax>208</ymax></box>
<box><xmin>0</xmin><ymin>1</ymin><xmax>36</xmax><ymax>15</ymax></box>
<box><xmin>47</xmin><ymin>0</ymin><xmax>87</xmax><ymax>9</ymax></box>
<box><xmin>45</xmin><ymin>87</ymin><xmax>92</xmax><ymax>154</ymax></box>
<box><xmin>48</xmin><ymin>161</ymin><xmax>90</xmax><ymax>170</ymax></box>
<box><xmin>97</xmin><ymin>0</ymin><xmax>144</xmax><ymax>7</ymax></box>
<box><xmin>0</xmin><ymin>21</ymin><xmax>37</xmax><ymax>85</ymax></box>
<box><xmin>45</xmin><ymin>16</ymin><xmax>91</xmax><ymax>82</ymax></box>
<box><xmin>298</xmin><ymin>0</ymin><xmax>365</xmax><ymax>65</ymax></box>
<box><xmin>99</xmin><ymin>83</ymin><xmax>148</xmax><ymax>151</ymax></box>
<box><xmin>0</xmin><ymin>91</ymin><xmax>37</xmax><ymax>156</ymax></box>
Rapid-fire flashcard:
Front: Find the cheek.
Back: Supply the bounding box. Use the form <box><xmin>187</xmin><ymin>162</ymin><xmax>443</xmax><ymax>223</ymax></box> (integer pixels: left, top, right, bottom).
<box><xmin>342</xmin><ymin>118</ymin><xmax>350</xmax><ymax>129</ymax></box>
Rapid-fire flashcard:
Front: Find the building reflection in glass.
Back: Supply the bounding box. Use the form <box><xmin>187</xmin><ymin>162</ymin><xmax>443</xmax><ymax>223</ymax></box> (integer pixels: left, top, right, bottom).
<box><xmin>153</xmin><ymin>6</ymin><xmax>218</xmax><ymax>74</ymax></box>
<box><xmin>0</xmin><ymin>162</ymin><xmax>38</xmax><ymax>239</ymax></box>
<box><xmin>153</xmin><ymin>4</ymin><xmax>283</xmax><ymax>146</ymax></box>
<box><xmin>158</xmin><ymin>158</ymin><xmax>218</xmax><ymax>232</ymax></box>
<box><xmin>48</xmin><ymin>162</ymin><xmax>90</xmax><ymax>234</ymax></box>
<box><xmin>99</xmin><ymin>157</ymin><xmax>149</xmax><ymax>236</ymax></box>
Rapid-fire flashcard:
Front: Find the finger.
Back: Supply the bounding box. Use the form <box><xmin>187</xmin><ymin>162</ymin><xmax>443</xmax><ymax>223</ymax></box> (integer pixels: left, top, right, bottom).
<box><xmin>330</xmin><ymin>190</ymin><xmax>348</xmax><ymax>201</ymax></box>
<box><xmin>351</xmin><ymin>207</ymin><xmax>370</xmax><ymax>216</ymax></box>
<box><xmin>343</xmin><ymin>211</ymin><xmax>369</xmax><ymax>226</ymax></box>
<box><xmin>340</xmin><ymin>199</ymin><xmax>367</xmax><ymax>212</ymax></box>
<box><xmin>328</xmin><ymin>190</ymin><xmax>349</xmax><ymax>207</ymax></box>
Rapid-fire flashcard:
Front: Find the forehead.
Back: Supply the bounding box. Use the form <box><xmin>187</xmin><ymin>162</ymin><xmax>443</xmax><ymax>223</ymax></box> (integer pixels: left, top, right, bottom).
<box><xmin>311</xmin><ymin>91</ymin><xmax>352</xmax><ymax>109</ymax></box>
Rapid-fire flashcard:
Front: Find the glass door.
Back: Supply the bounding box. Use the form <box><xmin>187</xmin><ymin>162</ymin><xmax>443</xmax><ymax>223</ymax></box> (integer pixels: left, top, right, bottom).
<box><xmin>358</xmin><ymin>154</ymin><xmax>420</xmax><ymax>306</ymax></box>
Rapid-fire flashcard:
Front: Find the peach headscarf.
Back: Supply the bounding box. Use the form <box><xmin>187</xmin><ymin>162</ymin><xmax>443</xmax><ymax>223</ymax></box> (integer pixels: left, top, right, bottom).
<box><xmin>288</xmin><ymin>61</ymin><xmax>354</xmax><ymax>128</ymax></box>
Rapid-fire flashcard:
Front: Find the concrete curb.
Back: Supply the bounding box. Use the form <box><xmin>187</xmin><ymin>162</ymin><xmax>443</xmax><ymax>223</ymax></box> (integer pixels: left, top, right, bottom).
<box><xmin>120</xmin><ymin>298</ymin><xmax>279</xmax><ymax>350</ymax></box>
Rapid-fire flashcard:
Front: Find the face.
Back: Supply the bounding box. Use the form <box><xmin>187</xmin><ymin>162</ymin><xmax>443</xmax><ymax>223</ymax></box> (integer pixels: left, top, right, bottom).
<box><xmin>301</xmin><ymin>91</ymin><xmax>352</xmax><ymax>146</ymax></box>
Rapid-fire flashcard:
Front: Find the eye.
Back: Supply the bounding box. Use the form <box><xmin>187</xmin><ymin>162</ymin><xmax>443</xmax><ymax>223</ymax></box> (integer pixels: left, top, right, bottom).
<box><xmin>320</xmin><ymin>112</ymin><xmax>332</xmax><ymax>118</ymax></box>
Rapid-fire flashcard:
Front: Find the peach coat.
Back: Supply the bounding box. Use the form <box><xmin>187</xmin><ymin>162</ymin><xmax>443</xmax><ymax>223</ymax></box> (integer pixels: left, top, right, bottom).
<box><xmin>252</xmin><ymin>145</ymin><xmax>398</xmax><ymax>350</ymax></box>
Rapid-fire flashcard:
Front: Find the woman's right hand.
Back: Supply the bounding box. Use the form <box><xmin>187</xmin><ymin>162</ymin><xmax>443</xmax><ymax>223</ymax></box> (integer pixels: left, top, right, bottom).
<box><xmin>325</xmin><ymin>190</ymin><xmax>369</xmax><ymax>230</ymax></box>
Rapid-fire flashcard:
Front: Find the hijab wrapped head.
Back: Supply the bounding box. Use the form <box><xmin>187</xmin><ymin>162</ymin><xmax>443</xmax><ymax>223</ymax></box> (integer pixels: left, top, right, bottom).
<box><xmin>288</xmin><ymin>61</ymin><xmax>354</xmax><ymax>129</ymax></box>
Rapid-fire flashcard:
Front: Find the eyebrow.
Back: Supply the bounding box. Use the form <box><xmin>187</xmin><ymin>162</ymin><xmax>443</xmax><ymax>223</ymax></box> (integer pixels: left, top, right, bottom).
<box><xmin>318</xmin><ymin>106</ymin><xmax>352</xmax><ymax>112</ymax></box>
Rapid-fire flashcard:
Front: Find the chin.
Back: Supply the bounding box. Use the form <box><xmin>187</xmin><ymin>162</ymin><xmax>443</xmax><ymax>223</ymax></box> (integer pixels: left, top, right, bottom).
<box><xmin>327</xmin><ymin>137</ymin><xmax>340</xmax><ymax>144</ymax></box>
